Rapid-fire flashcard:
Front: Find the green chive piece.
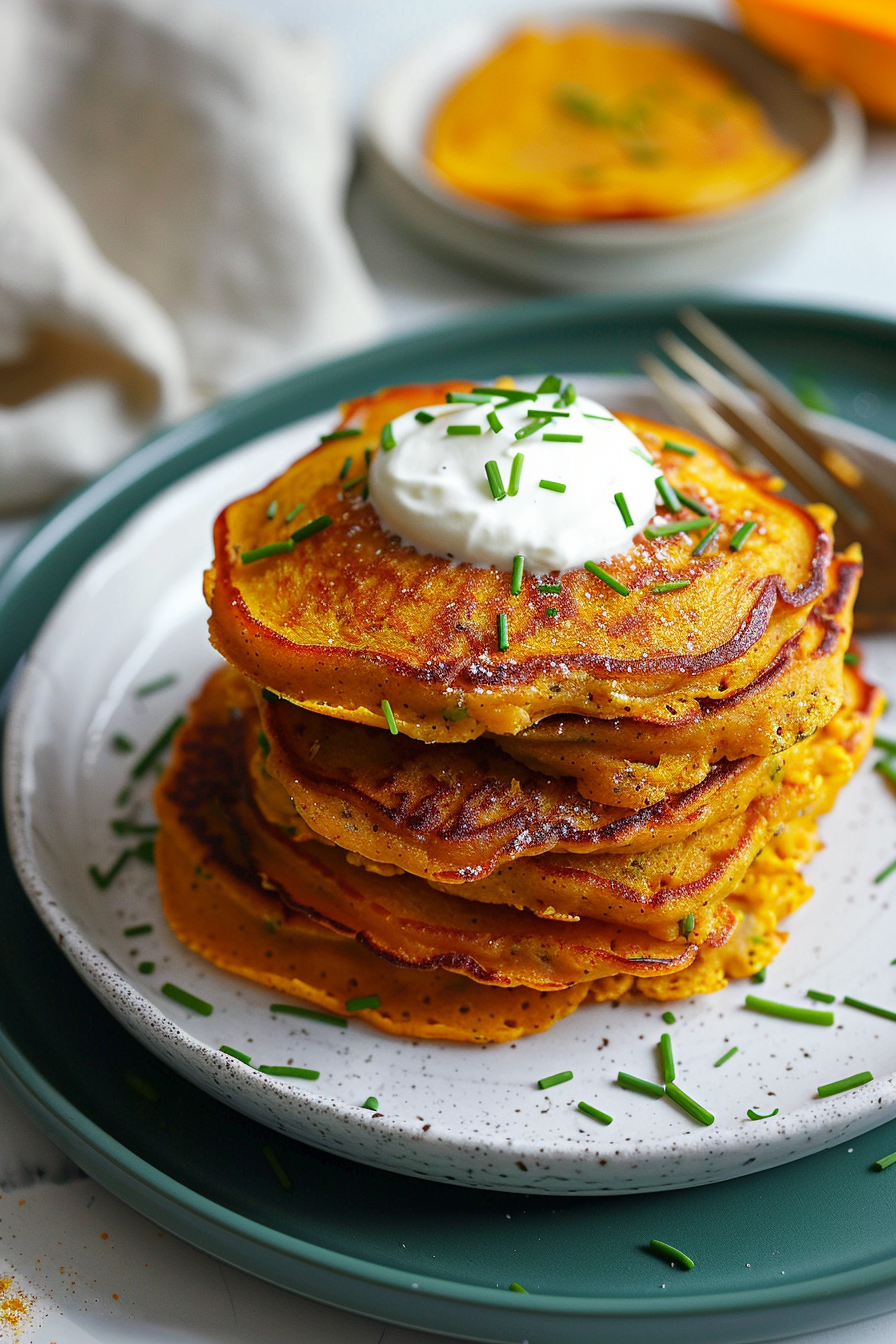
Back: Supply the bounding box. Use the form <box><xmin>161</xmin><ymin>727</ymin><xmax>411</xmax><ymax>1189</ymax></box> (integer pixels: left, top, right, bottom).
<box><xmin>546</xmin><ymin>607</ymin><xmax>559</xmax><ymax>618</ymax></box>
<box><xmin>507</xmin><ymin>452</ymin><xmax>524</xmax><ymax>495</ymax></box>
<box><xmin>752</xmin><ymin>967</ymin><xmax>767</xmax><ymax>984</ymax></box>
<box><xmin>663</xmin><ymin>440</ymin><xmax>697</xmax><ymax>457</ymax></box>
<box><xmin>843</xmin><ymin>995</ymin><xmax>896</xmax><ymax>1022</ymax></box>
<box><xmin>584</xmin><ymin>562</ymin><xmax>630</xmax><ymax>596</ymax></box>
<box><xmin>443</xmin><ymin>705</ymin><xmax>469</xmax><ymax>721</ymax></box>
<box><xmin>342</xmin><ymin>474</ymin><xmax>366</xmax><ymax>491</ymax></box>
<box><xmin>539</xmin><ymin>479</ymin><xmax>566</xmax><ymax>493</ymax></box>
<box><xmin>346</xmin><ymin>995</ymin><xmax>381</xmax><ymax>1012</ymax></box>
<box><xmin>665</xmin><ymin>1081</ymin><xmax>714</xmax><ymax>1126</ymax></box>
<box><xmin>680</xmin><ymin>914</ymin><xmax>695</xmax><ymax>935</ymax></box>
<box><xmin>630</xmin><ymin>445</ymin><xmax>655</xmax><ymax>464</ymax></box>
<box><xmin>584</xmin><ymin>413</ymin><xmax>614</xmax><ymax>421</ymax></box>
<box><xmin>543</xmin><ymin>433</ymin><xmax>583</xmax><ymax>443</ymax></box>
<box><xmin>485</xmin><ymin>460</ymin><xmax>507</xmax><ymax>500</ymax></box>
<box><xmin>877</xmin><ymin>759</ymin><xmax>896</xmax><ymax>786</ymax></box>
<box><xmin>487</xmin><ymin>410</ymin><xmax>504</xmax><ymax>434</ymax></box>
<box><xmin>242</xmin><ymin>540</ymin><xmax>295</xmax><ymax>564</ymax></box>
<box><xmin>509</xmin><ymin>1282</ymin><xmax>529</xmax><ymax>1293</ymax></box>
<box><xmin>656</xmin><ymin>476</ymin><xmax>682</xmax><ymax>512</ymax></box>
<box><xmin>537</xmin><ymin>375</ymin><xmax>562</xmax><ymax>394</ymax></box>
<box><xmin>662</xmin><ymin>1011</ymin><xmax>676</xmax><ymax>1025</ymax></box>
<box><xmin>652</xmin><ymin>580</ymin><xmax>691</xmax><ymax>593</ymax></box>
<box><xmin>614</xmin><ymin>492</ymin><xmax>633</xmax><ymax>526</ymax></box>
<box><xmin>817</xmin><ymin>1071</ymin><xmax>873</xmax><ymax>1098</ymax></box>
<box><xmin>807</xmin><ymin>990</ymin><xmax>836</xmax><ymax>1004</ymax></box>
<box><xmin>446</xmin><ymin>391</ymin><xmax>494</xmax><ymax>403</ymax></box>
<box><xmin>111</xmin><ymin>733</ymin><xmax>135</xmax><ymax>753</ymax></box>
<box><xmin>747</xmin><ymin>1107</ymin><xmax>779</xmax><ymax>1120</ymax></box>
<box><xmin>515</xmin><ymin>417</ymin><xmax>550</xmax><ymax>442</ymax></box>
<box><xmin>843</xmin><ymin>651</ymin><xmax>859</xmax><ymax>665</ymax></box>
<box><xmin>257</xmin><ymin>729</ymin><xmax>270</xmax><ymax>758</ymax></box>
<box><xmin>874</xmin><ymin>735</ymin><xmax>896</xmax><ymax>753</ymax></box>
<box><xmin>258</xmin><ymin>1065</ymin><xmax>320</xmax><ymax>1079</ymax></box>
<box><xmin>267</xmin><ymin>500</ymin><xmax>279</xmax><ymax>519</ymax></box>
<box><xmin>415</xmin><ymin>410</ymin><xmax>435</xmax><ymax>423</ymax></box>
<box><xmin>131</xmin><ymin>715</ymin><xmax>186</xmax><ymax>781</ymax></box>
<box><xmin>138</xmin><ymin>961</ymin><xmax>154</xmax><ymax>974</ymax></box>
<box><xmin>511</xmin><ymin>555</ymin><xmax>525</xmax><ymax>596</ymax></box>
<box><xmin>659</xmin><ymin>1033</ymin><xmax>675</xmax><ymax>1085</ymax></box>
<box><xmin>111</xmin><ymin>819</ymin><xmax>159</xmax><ymax>838</ymax></box>
<box><xmin>577</xmin><ymin>1100</ymin><xmax>612</xmax><ymax>1124</ymax></box>
<box><xmin>745</xmin><ymin>995</ymin><xmax>833</xmax><ymax>1026</ymax></box>
<box><xmin>291</xmin><ymin>515</ymin><xmax>333</xmax><ymax>544</ymax></box>
<box><xmin>876</xmin><ymin>857</ymin><xmax>896</xmax><ymax>883</ymax></box>
<box><xmin>381</xmin><ymin>699</ymin><xmax>399</xmax><ymax>735</ymax></box>
<box><xmin>560</xmin><ymin>382</ymin><xmax>577</xmax><ymax>405</ymax></box>
<box><xmin>471</xmin><ymin>387</ymin><xmax>537</xmax><ymax>402</ymax></box>
<box><xmin>220</xmin><ymin>1045</ymin><xmax>252</xmax><ymax>1065</ymax></box>
<box><xmin>135</xmin><ymin>674</ymin><xmax>177</xmax><ymax>698</ymax></box>
<box><xmin>321</xmin><ymin>428</ymin><xmax>361</xmax><ymax>442</ymax></box>
<box><xmin>124</xmin><ymin>923</ymin><xmax>153</xmax><ymax>938</ymax></box>
<box><xmin>649</xmin><ymin>1239</ymin><xmax>694</xmax><ymax>1271</ymax></box>
<box><xmin>262</xmin><ymin>1144</ymin><xmax>291</xmax><ymax>1191</ymax></box>
<box><xmin>675</xmin><ymin>492</ymin><xmax>711</xmax><ymax>517</ymax></box>
<box><xmin>617</xmin><ymin>1072</ymin><xmax>664</xmax><ymax>1098</ymax></box>
<box><xmin>115</xmin><ymin>786</ymin><xmax>132</xmax><ymax>807</ymax></box>
<box><xmin>874</xmin><ymin>1150</ymin><xmax>896</xmax><ymax>1171</ymax></box>
<box><xmin>692</xmin><ymin>521</ymin><xmax>721</xmax><ymax>557</ymax></box>
<box><xmin>714</xmin><ymin>1046</ymin><xmax>739</xmax><ymax>1068</ymax></box>
<box><xmin>285</xmin><ymin>502</ymin><xmax>306</xmax><ymax>523</ymax></box>
<box><xmin>161</xmin><ymin>983</ymin><xmax>213</xmax><ymax>1016</ymax></box>
<box><xmin>539</xmin><ymin>582</ymin><xmax>562</xmax><ymax>593</ymax></box>
<box><xmin>89</xmin><ymin>851</ymin><xmax>132</xmax><ymax>889</ymax></box>
<box><xmin>497</xmin><ymin>612</ymin><xmax>509</xmax><ymax>651</ymax></box>
<box><xmin>537</xmin><ymin>1069</ymin><xmax>573</xmax><ymax>1090</ymax></box>
<box><xmin>362</xmin><ymin>1096</ymin><xmax>379</xmax><ymax>1110</ymax></box>
<box><xmin>338</xmin><ymin>456</ymin><xmax>352</xmax><ymax>480</ymax></box>
<box><xmin>446</xmin><ymin>424</ymin><xmax>482</xmax><ymax>436</ymax></box>
<box><xmin>270</xmin><ymin>1003</ymin><xmax>347</xmax><ymax>1028</ymax></box>
<box><xmin>730</xmin><ymin>520</ymin><xmax>758</xmax><ymax>551</ymax></box>
<box><xmin>526</xmin><ymin>408</ymin><xmax>569</xmax><ymax>419</ymax></box>
<box><xmin>380</xmin><ymin>422</ymin><xmax>396</xmax><ymax>451</ymax></box>
<box><xmin>644</xmin><ymin>517</ymin><xmax>711</xmax><ymax>540</ymax></box>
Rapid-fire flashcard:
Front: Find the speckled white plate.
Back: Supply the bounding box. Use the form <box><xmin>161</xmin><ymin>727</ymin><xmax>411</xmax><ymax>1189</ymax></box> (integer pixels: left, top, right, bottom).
<box><xmin>6</xmin><ymin>377</ymin><xmax>896</xmax><ymax>1196</ymax></box>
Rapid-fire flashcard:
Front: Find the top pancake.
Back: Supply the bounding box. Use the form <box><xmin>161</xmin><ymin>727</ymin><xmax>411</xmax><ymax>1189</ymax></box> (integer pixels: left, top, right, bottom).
<box><xmin>205</xmin><ymin>381</ymin><xmax>835</xmax><ymax>740</ymax></box>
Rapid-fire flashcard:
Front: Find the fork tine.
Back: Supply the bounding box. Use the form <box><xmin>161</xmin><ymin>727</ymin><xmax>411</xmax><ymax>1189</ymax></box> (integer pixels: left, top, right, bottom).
<box><xmin>636</xmin><ymin>354</ymin><xmax>749</xmax><ymax>460</ymax></box>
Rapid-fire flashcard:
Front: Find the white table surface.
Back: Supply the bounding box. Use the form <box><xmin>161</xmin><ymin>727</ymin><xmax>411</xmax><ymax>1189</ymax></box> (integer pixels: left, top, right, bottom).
<box><xmin>2</xmin><ymin>1</ymin><xmax>896</xmax><ymax>1339</ymax></box>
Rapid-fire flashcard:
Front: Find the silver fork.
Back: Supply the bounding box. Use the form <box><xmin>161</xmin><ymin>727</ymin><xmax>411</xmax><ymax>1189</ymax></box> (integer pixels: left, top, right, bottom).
<box><xmin>639</xmin><ymin>308</ymin><xmax>896</xmax><ymax>629</ymax></box>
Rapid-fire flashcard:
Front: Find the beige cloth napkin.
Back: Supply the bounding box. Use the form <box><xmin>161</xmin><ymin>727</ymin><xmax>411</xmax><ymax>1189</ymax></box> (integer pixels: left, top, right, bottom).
<box><xmin>0</xmin><ymin>0</ymin><xmax>383</xmax><ymax>511</ymax></box>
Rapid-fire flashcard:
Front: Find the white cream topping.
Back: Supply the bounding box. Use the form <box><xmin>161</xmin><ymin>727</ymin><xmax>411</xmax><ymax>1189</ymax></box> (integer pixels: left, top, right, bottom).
<box><xmin>367</xmin><ymin>385</ymin><xmax>659</xmax><ymax>574</ymax></box>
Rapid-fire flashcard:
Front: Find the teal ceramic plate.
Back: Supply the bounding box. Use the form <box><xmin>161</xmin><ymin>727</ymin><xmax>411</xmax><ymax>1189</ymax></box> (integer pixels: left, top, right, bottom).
<box><xmin>3</xmin><ymin>295</ymin><xmax>896</xmax><ymax>1342</ymax></box>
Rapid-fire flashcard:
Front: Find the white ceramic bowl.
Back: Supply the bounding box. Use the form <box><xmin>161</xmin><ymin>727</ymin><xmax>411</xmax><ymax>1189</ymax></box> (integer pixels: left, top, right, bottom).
<box><xmin>361</xmin><ymin>8</ymin><xmax>865</xmax><ymax>290</ymax></box>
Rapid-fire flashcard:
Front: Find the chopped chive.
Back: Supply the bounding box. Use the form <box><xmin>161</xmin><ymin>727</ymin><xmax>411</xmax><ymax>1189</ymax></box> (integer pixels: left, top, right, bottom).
<box><xmin>644</xmin><ymin>517</ymin><xmax>711</xmax><ymax>540</ymax></box>
<box><xmin>537</xmin><ymin>375</ymin><xmax>562</xmax><ymax>394</ymax></box>
<box><xmin>526</xmin><ymin>408</ymin><xmax>569</xmax><ymax>418</ymax></box>
<box><xmin>543</xmin><ymin>433</ymin><xmax>583</xmax><ymax>443</ymax></box>
<box><xmin>133</xmin><ymin>838</ymin><xmax>155</xmax><ymax>865</ymax></box>
<box><xmin>471</xmin><ymin>387</ymin><xmax>537</xmax><ymax>402</ymax></box>
<box><xmin>257</xmin><ymin>729</ymin><xmax>270</xmax><ymax>757</ymax></box>
<box><xmin>362</xmin><ymin>1096</ymin><xmax>379</xmax><ymax>1110</ymax></box>
<box><xmin>509</xmin><ymin>1282</ymin><xmax>529</xmax><ymax>1293</ymax></box>
<box><xmin>515</xmin><ymin>418</ymin><xmax>550</xmax><ymax>442</ymax></box>
<box><xmin>485</xmin><ymin>460</ymin><xmax>506</xmax><ymax>500</ymax></box>
<box><xmin>130</xmin><ymin>715</ymin><xmax>186</xmax><ymax>780</ymax></box>
<box><xmin>877</xmin><ymin>759</ymin><xmax>896</xmax><ymax>786</ymax></box>
<box><xmin>874</xmin><ymin>1150</ymin><xmax>896</xmax><ymax>1171</ymax></box>
<box><xmin>843</xmin><ymin>651</ymin><xmax>859</xmax><ymax>665</ymax></box>
<box><xmin>135</xmin><ymin>673</ymin><xmax>177</xmax><ymax>698</ymax></box>
<box><xmin>111</xmin><ymin>733</ymin><xmax>135</xmax><ymax>753</ymax></box>
<box><xmin>577</xmin><ymin>1100</ymin><xmax>612</xmax><ymax>1124</ymax></box>
<box><xmin>285</xmin><ymin>502</ymin><xmax>305</xmax><ymax>523</ymax></box>
<box><xmin>630</xmin><ymin>445</ymin><xmax>655</xmax><ymax>464</ymax></box>
<box><xmin>379</xmin><ymin>421</ymin><xmax>397</xmax><ymax>452</ymax></box>
<box><xmin>681</xmin><ymin>914</ymin><xmax>695</xmax><ymax>935</ymax></box>
<box><xmin>338</xmin><ymin>456</ymin><xmax>352</xmax><ymax>480</ymax></box>
<box><xmin>807</xmin><ymin>990</ymin><xmax>836</xmax><ymax>1004</ymax></box>
<box><xmin>730</xmin><ymin>521</ymin><xmax>757</xmax><ymax>551</ymax></box>
<box><xmin>381</xmin><ymin>699</ymin><xmax>399</xmax><ymax>735</ymax></box>
<box><xmin>655</xmin><ymin>476</ymin><xmax>682</xmax><ymax>512</ymax></box>
<box><xmin>875</xmin><ymin>857</ymin><xmax>896</xmax><ymax>883</ymax></box>
<box><xmin>115</xmin><ymin>786</ymin><xmax>132</xmax><ymax>807</ymax></box>
<box><xmin>262</xmin><ymin>1144</ymin><xmax>291</xmax><ymax>1190</ymax></box>
<box><xmin>752</xmin><ymin>967</ymin><xmax>767</xmax><ymax>984</ymax></box>
<box><xmin>649</xmin><ymin>1239</ymin><xmax>694</xmax><ymax>1271</ymax></box>
<box><xmin>560</xmin><ymin>382</ymin><xmax>576</xmax><ymax>405</ymax></box>
<box><xmin>584</xmin><ymin>562</ymin><xmax>630</xmax><ymax>596</ymax></box>
<box><xmin>659</xmin><ymin>1033</ymin><xmax>675</xmax><ymax>1085</ymax></box>
<box><xmin>161</xmin><ymin>983</ymin><xmax>213</xmax><ymax>1016</ymax></box>
<box><xmin>747</xmin><ymin>1107</ymin><xmax>779</xmax><ymax>1120</ymax></box>
<box><xmin>487</xmin><ymin>410</ymin><xmax>504</xmax><ymax>434</ymax></box>
<box><xmin>537</xmin><ymin>1069</ymin><xmax>573</xmax><ymax>1090</ymax></box>
<box><xmin>270</xmin><ymin>1003</ymin><xmax>347</xmax><ymax>1028</ymax></box>
<box><xmin>583</xmin><ymin>413</ymin><xmax>614</xmax><ymax>421</ymax></box>
<box><xmin>511</xmin><ymin>555</ymin><xmax>525</xmax><ymax>596</ymax></box>
<box><xmin>539</xmin><ymin>479</ymin><xmax>566</xmax><ymax>493</ymax></box>
<box><xmin>89</xmin><ymin>851</ymin><xmax>132</xmax><ymax>889</ymax></box>
<box><xmin>346</xmin><ymin>994</ymin><xmax>381</xmax><ymax>1012</ymax></box>
<box><xmin>662</xmin><ymin>1011</ymin><xmax>676</xmax><ymax>1025</ymax></box>
<box><xmin>138</xmin><ymin>961</ymin><xmax>154</xmax><ymax>974</ymax></box>
<box><xmin>124</xmin><ymin>923</ymin><xmax>153</xmax><ymax>938</ymax></box>
<box><xmin>507</xmin><ymin>452</ymin><xmax>524</xmax><ymax>495</ymax></box>
<box><xmin>614</xmin><ymin>492</ymin><xmax>633</xmax><ymax>526</ymax></box>
<box><xmin>446</xmin><ymin>391</ymin><xmax>493</xmax><ymax>403</ymax></box>
<box><xmin>258</xmin><ymin>1065</ymin><xmax>320</xmax><ymax>1079</ymax></box>
<box><xmin>745</xmin><ymin>995</ymin><xmax>833</xmax><ymax>1025</ymax></box>
<box><xmin>546</xmin><ymin>607</ymin><xmax>558</xmax><ymax>618</ymax></box>
<box><xmin>714</xmin><ymin>1046</ymin><xmax>739</xmax><ymax>1068</ymax></box>
<box><xmin>675</xmin><ymin>492</ymin><xmax>711</xmax><ymax>517</ymax></box>
<box><xmin>267</xmin><ymin>500</ymin><xmax>279</xmax><ymax>519</ymax></box>
<box><xmin>692</xmin><ymin>522</ymin><xmax>721</xmax><ymax>557</ymax></box>
<box><xmin>663</xmin><ymin>439</ymin><xmax>697</xmax><ymax>457</ymax></box>
<box><xmin>242</xmin><ymin>540</ymin><xmax>295</xmax><ymax>564</ymax></box>
<box><xmin>321</xmin><ymin>428</ymin><xmax>361</xmax><ymax>442</ymax></box>
<box><xmin>874</xmin><ymin>735</ymin><xmax>896</xmax><ymax>753</ymax></box>
<box><xmin>342</xmin><ymin>474</ymin><xmax>366</xmax><ymax>491</ymax></box>
<box><xmin>665</xmin><ymin>1081</ymin><xmax>714</xmax><ymax>1126</ymax></box>
<box><xmin>539</xmin><ymin>583</ymin><xmax>562</xmax><ymax>593</ymax></box>
<box><xmin>220</xmin><ymin>1045</ymin><xmax>252</xmax><ymax>1065</ymax></box>
<box><xmin>497</xmin><ymin>612</ymin><xmax>509</xmax><ymax>651</ymax></box>
<box><xmin>652</xmin><ymin>580</ymin><xmax>691</xmax><ymax>593</ymax></box>
<box><xmin>843</xmin><ymin>995</ymin><xmax>896</xmax><ymax>1022</ymax></box>
<box><xmin>446</xmin><ymin>424</ymin><xmax>482</xmax><ymax>436</ymax></box>
<box><xmin>617</xmin><ymin>1072</ymin><xmax>664</xmax><ymax>1098</ymax></box>
<box><xmin>443</xmin><ymin>705</ymin><xmax>469</xmax><ymax>721</ymax></box>
<box><xmin>817</xmin><ymin>1071</ymin><xmax>873</xmax><ymax>1098</ymax></box>
<box><xmin>291</xmin><ymin>514</ymin><xmax>332</xmax><ymax>543</ymax></box>
<box><xmin>110</xmin><ymin>820</ymin><xmax>159</xmax><ymax>836</ymax></box>
<box><xmin>415</xmin><ymin>410</ymin><xmax>435</xmax><ymax>423</ymax></box>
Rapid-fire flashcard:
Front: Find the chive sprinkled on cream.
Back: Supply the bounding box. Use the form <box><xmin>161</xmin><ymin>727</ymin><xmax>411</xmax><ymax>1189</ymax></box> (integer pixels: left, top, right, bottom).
<box><xmin>285</xmin><ymin>502</ymin><xmax>305</xmax><ymax>523</ymax></box>
<box><xmin>583</xmin><ymin>413</ymin><xmax>614</xmax><ymax>421</ymax></box>
<box><xmin>692</xmin><ymin>521</ymin><xmax>721</xmax><ymax>556</ymax></box>
<box><xmin>876</xmin><ymin>857</ymin><xmax>896</xmax><ymax>883</ymax></box>
<box><xmin>381</xmin><ymin>699</ymin><xmax>399</xmax><ymax>735</ymax></box>
<box><xmin>559</xmin><ymin>382</ymin><xmax>576</xmax><ymax>405</ymax></box>
<box><xmin>714</xmin><ymin>1046</ymin><xmax>738</xmax><ymax>1068</ymax></box>
<box><xmin>321</xmin><ymin>428</ymin><xmax>361</xmax><ymax>442</ymax></box>
<box><xmin>362</xmin><ymin>1096</ymin><xmax>379</xmax><ymax>1110</ymax></box>
<box><xmin>662</xmin><ymin>1011</ymin><xmax>676</xmax><ymax>1025</ymax></box>
<box><xmin>665</xmin><ymin>1081</ymin><xmax>714</xmax><ymax>1126</ymax></box>
<box><xmin>652</xmin><ymin>580</ymin><xmax>691</xmax><ymax>593</ymax></box>
<box><xmin>162</xmin><ymin>983</ymin><xmax>213</xmax><ymax>1016</ymax></box>
<box><xmin>131</xmin><ymin>716</ymin><xmax>185</xmax><ymax>780</ymax></box>
<box><xmin>266</xmin><ymin>500</ymin><xmax>278</xmax><ymax>519</ymax></box>
<box><xmin>659</xmin><ymin>1033</ymin><xmax>675</xmax><ymax>1085</ymax></box>
<box><xmin>339</xmin><ymin>456</ymin><xmax>352</xmax><ymax>480</ymax></box>
<box><xmin>539</xmin><ymin>479</ymin><xmax>566</xmax><ymax>493</ymax></box>
<box><xmin>817</xmin><ymin>1071</ymin><xmax>873</xmax><ymax>1098</ymax></box>
<box><xmin>649</xmin><ymin>1239</ymin><xmax>694</xmax><ymax>1270</ymax></box>
<box><xmin>614</xmin><ymin>492</ymin><xmax>633</xmax><ymax>526</ymax></box>
<box><xmin>630</xmin><ymin>444</ymin><xmax>654</xmax><ymax>464</ymax></box>
<box><xmin>259</xmin><ymin>1065</ymin><xmax>320</xmax><ymax>1079</ymax></box>
<box><xmin>487</xmin><ymin>410</ymin><xmax>503</xmax><ymax>434</ymax></box>
<box><xmin>526</xmin><ymin>408</ymin><xmax>569</xmax><ymax>418</ymax></box>
<box><xmin>346</xmin><ymin>995</ymin><xmax>381</xmax><ymax>1012</ymax></box>
<box><xmin>874</xmin><ymin>1150</ymin><xmax>896</xmax><ymax>1171</ymax></box>
<box><xmin>415</xmin><ymin>410</ymin><xmax>434</xmax><ymax>424</ymax></box>
<box><xmin>644</xmin><ymin>517</ymin><xmax>711</xmax><ymax>540</ymax></box>
<box><xmin>471</xmin><ymin>387</ymin><xmax>536</xmax><ymax>402</ymax></box>
<box><xmin>270</xmin><ymin>1004</ymin><xmax>347</xmax><ymax>1027</ymax></box>
<box><xmin>262</xmin><ymin>1144</ymin><xmax>291</xmax><ymax>1190</ymax></box>
<box><xmin>745</xmin><ymin>995</ymin><xmax>833</xmax><ymax>1025</ymax></box>
<box><xmin>843</xmin><ymin>995</ymin><xmax>896</xmax><ymax>1022</ymax></box>
<box><xmin>747</xmin><ymin>1107</ymin><xmax>779</xmax><ymax>1120</ymax></box>
<box><xmin>807</xmin><ymin>990</ymin><xmax>836</xmax><ymax>1004</ymax></box>
<box><xmin>380</xmin><ymin>422</ymin><xmax>396</xmax><ymax>451</ymax></box>
<box><xmin>485</xmin><ymin>460</ymin><xmax>507</xmax><ymax>500</ymax></box>
<box><xmin>655</xmin><ymin>476</ymin><xmax>682</xmax><ymax>512</ymax></box>
<box><xmin>446</xmin><ymin>424</ymin><xmax>482</xmax><ymax>436</ymax></box>
<box><xmin>446</xmin><ymin>391</ymin><xmax>493</xmax><ymax>403</ymax></box>
<box><xmin>291</xmin><ymin>514</ymin><xmax>332</xmax><ymax>543</ymax></box>
<box><xmin>584</xmin><ymin>562</ymin><xmax>630</xmax><ymax>596</ymax></box>
<box><xmin>664</xmin><ymin>440</ymin><xmax>697</xmax><ymax>457</ymax></box>
<box><xmin>220</xmin><ymin>1045</ymin><xmax>252</xmax><ymax>1064</ymax></box>
<box><xmin>537</xmin><ymin>1070</ymin><xmax>573</xmax><ymax>1090</ymax></box>
<box><xmin>509</xmin><ymin>1282</ymin><xmax>529</xmax><ymax>1293</ymax></box>
<box><xmin>537</xmin><ymin>374</ymin><xmax>562</xmax><ymax>394</ymax></box>
<box><xmin>124</xmin><ymin>923</ymin><xmax>153</xmax><ymax>938</ymax></box>
<box><xmin>242</xmin><ymin>540</ymin><xmax>295</xmax><ymax>564</ymax></box>
<box><xmin>543</xmin><ymin>433</ymin><xmax>583</xmax><ymax>443</ymax></box>
<box><xmin>135</xmin><ymin>673</ymin><xmax>177</xmax><ymax>698</ymax></box>
<box><xmin>514</xmin><ymin>417</ymin><xmax>549</xmax><ymax>442</ymax></box>
<box><xmin>577</xmin><ymin>1100</ymin><xmax>612</xmax><ymax>1124</ymax></box>
<box><xmin>497</xmin><ymin>612</ymin><xmax>509</xmax><ymax>651</ymax></box>
<box><xmin>507</xmin><ymin>452</ymin><xmax>524</xmax><ymax>495</ymax></box>
<box><xmin>617</xmin><ymin>1072</ymin><xmax>664</xmax><ymax>1098</ymax></box>
<box><xmin>675</xmin><ymin>491</ymin><xmax>711</xmax><ymax>517</ymax></box>
<box><xmin>730</xmin><ymin>520</ymin><xmax>757</xmax><ymax>551</ymax></box>
<box><xmin>511</xmin><ymin>554</ymin><xmax>525</xmax><ymax>596</ymax></box>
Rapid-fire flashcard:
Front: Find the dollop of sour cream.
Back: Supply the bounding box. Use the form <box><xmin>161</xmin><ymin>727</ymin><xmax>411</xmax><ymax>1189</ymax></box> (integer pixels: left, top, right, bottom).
<box><xmin>367</xmin><ymin>385</ymin><xmax>659</xmax><ymax>574</ymax></box>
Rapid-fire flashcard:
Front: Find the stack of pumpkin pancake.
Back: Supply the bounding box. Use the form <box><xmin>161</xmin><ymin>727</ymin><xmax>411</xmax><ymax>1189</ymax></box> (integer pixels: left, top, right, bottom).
<box><xmin>155</xmin><ymin>380</ymin><xmax>881</xmax><ymax>1043</ymax></box>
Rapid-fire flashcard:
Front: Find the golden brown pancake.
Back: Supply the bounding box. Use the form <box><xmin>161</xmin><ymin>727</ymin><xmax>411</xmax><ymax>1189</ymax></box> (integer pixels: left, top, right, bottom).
<box><xmin>205</xmin><ymin>382</ymin><xmax>836</xmax><ymax>741</ymax></box>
